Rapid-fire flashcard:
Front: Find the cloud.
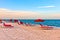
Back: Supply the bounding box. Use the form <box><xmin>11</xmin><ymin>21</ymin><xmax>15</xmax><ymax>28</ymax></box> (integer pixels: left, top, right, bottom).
<box><xmin>0</xmin><ymin>8</ymin><xmax>41</xmax><ymax>19</ymax></box>
<box><xmin>0</xmin><ymin>8</ymin><xmax>60</xmax><ymax>19</ymax></box>
<box><xmin>0</xmin><ymin>8</ymin><xmax>11</xmax><ymax>12</ymax></box>
<box><xmin>38</xmin><ymin>6</ymin><xmax>55</xmax><ymax>8</ymax></box>
<box><xmin>0</xmin><ymin>8</ymin><xmax>8</xmax><ymax>10</ymax></box>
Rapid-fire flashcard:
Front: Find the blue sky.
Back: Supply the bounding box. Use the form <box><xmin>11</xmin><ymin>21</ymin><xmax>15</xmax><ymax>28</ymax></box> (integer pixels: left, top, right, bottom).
<box><xmin>0</xmin><ymin>0</ymin><xmax>60</xmax><ymax>13</ymax></box>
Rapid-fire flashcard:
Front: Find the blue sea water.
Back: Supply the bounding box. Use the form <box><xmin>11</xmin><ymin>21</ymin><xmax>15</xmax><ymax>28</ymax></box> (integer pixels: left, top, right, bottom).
<box><xmin>4</xmin><ymin>19</ymin><xmax>60</xmax><ymax>27</ymax></box>
<box><xmin>19</xmin><ymin>19</ymin><xmax>60</xmax><ymax>27</ymax></box>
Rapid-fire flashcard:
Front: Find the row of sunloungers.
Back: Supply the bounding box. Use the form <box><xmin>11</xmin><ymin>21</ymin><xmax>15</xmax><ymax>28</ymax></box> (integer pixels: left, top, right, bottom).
<box><xmin>0</xmin><ymin>19</ymin><xmax>53</xmax><ymax>29</ymax></box>
<box><xmin>0</xmin><ymin>21</ymin><xmax>14</xmax><ymax>28</ymax></box>
<box><xmin>0</xmin><ymin>20</ymin><xmax>35</xmax><ymax>28</ymax></box>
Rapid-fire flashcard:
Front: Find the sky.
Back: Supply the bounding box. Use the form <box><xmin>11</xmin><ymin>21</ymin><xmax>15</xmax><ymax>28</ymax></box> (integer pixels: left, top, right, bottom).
<box><xmin>0</xmin><ymin>0</ymin><xmax>60</xmax><ymax>19</ymax></box>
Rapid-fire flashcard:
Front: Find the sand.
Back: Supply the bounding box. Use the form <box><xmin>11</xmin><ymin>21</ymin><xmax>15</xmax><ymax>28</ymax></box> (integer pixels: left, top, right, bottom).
<box><xmin>0</xmin><ymin>23</ymin><xmax>60</xmax><ymax>40</ymax></box>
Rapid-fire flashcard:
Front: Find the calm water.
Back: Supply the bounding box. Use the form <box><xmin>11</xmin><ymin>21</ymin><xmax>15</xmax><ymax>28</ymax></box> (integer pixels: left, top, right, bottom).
<box><xmin>19</xmin><ymin>19</ymin><xmax>60</xmax><ymax>27</ymax></box>
<box><xmin>4</xmin><ymin>19</ymin><xmax>60</xmax><ymax>27</ymax></box>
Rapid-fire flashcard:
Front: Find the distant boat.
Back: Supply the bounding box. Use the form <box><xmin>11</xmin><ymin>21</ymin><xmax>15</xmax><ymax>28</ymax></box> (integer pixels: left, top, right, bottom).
<box><xmin>35</xmin><ymin>19</ymin><xmax>44</xmax><ymax>22</ymax></box>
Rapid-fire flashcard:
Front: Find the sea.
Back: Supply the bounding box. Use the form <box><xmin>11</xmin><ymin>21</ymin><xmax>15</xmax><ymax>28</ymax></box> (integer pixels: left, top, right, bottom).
<box><xmin>19</xmin><ymin>19</ymin><xmax>60</xmax><ymax>27</ymax></box>
<box><xmin>3</xmin><ymin>19</ymin><xmax>60</xmax><ymax>27</ymax></box>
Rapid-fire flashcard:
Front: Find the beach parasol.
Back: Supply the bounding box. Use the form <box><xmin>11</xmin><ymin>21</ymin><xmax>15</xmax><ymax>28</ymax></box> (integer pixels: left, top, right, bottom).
<box><xmin>10</xmin><ymin>19</ymin><xmax>13</xmax><ymax>22</ymax></box>
<box><xmin>14</xmin><ymin>19</ymin><xmax>18</xmax><ymax>23</ymax></box>
<box><xmin>17</xmin><ymin>20</ymin><xmax>24</xmax><ymax>25</ymax></box>
<box><xmin>0</xmin><ymin>19</ymin><xmax>2</xmax><ymax>23</ymax></box>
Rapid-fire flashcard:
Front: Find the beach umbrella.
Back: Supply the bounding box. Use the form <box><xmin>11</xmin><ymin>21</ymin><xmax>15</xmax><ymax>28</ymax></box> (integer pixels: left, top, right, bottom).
<box><xmin>0</xmin><ymin>19</ymin><xmax>2</xmax><ymax>23</ymax></box>
<box><xmin>14</xmin><ymin>19</ymin><xmax>18</xmax><ymax>23</ymax></box>
<box><xmin>18</xmin><ymin>21</ymin><xmax>24</xmax><ymax>25</ymax></box>
<box><xmin>9</xmin><ymin>19</ymin><xmax>13</xmax><ymax>22</ymax></box>
<box><xmin>35</xmin><ymin>19</ymin><xmax>44</xmax><ymax>22</ymax></box>
<box><xmin>10</xmin><ymin>19</ymin><xmax>13</xmax><ymax>22</ymax></box>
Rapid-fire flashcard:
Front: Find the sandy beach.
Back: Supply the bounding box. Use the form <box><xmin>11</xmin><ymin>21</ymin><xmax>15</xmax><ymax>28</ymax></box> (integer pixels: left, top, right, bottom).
<box><xmin>0</xmin><ymin>0</ymin><xmax>60</xmax><ymax>40</ymax></box>
<box><xmin>0</xmin><ymin>23</ymin><xmax>60</xmax><ymax>40</ymax></box>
